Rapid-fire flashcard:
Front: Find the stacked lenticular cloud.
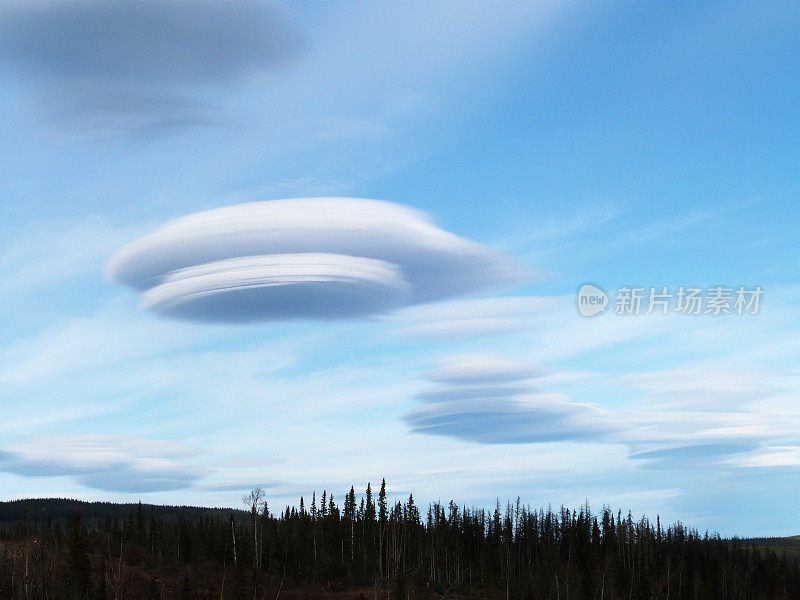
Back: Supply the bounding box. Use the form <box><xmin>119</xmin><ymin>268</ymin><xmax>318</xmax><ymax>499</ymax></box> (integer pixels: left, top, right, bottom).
<box><xmin>405</xmin><ymin>354</ymin><xmax>618</xmax><ymax>444</ymax></box>
<box><xmin>107</xmin><ymin>198</ymin><xmax>527</xmax><ymax>322</ymax></box>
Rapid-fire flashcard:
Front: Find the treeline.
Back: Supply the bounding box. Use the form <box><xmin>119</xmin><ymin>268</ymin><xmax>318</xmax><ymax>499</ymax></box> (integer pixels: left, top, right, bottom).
<box><xmin>1</xmin><ymin>481</ymin><xmax>797</xmax><ymax>599</ymax></box>
<box><xmin>0</xmin><ymin>498</ymin><xmax>246</xmax><ymax>530</ymax></box>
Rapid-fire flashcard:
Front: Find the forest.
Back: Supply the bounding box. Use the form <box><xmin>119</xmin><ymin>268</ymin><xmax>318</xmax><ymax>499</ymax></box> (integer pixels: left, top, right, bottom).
<box><xmin>1</xmin><ymin>482</ymin><xmax>797</xmax><ymax>600</ymax></box>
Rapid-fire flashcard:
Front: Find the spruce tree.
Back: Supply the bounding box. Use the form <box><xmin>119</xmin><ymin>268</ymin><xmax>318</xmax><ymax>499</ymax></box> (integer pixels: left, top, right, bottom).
<box><xmin>66</xmin><ymin>511</ymin><xmax>91</xmax><ymax>599</ymax></box>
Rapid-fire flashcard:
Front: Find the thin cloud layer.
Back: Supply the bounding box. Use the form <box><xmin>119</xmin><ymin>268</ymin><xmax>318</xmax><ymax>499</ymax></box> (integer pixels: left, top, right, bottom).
<box><xmin>1</xmin><ymin>1</ymin><xmax>299</xmax><ymax>83</ymax></box>
<box><xmin>1</xmin><ymin>0</ymin><xmax>301</xmax><ymax>137</ymax></box>
<box><xmin>405</xmin><ymin>355</ymin><xmax>615</xmax><ymax>444</ymax></box>
<box><xmin>0</xmin><ymin>434</ymin><xmax>208</xmax><ymax>493</ymax></box>
<box><xmin>427</xmin><ymin>354</ymin><xmax>552</xmax><ymax>385</ymax></box>
<box><xmin>390</xmin><ymin>296</ymin><xmax>559</xmax><ymax>338</ymax></box>
<box><xmin>108</xmin><ymin>198</ymin><xmax>527</xmax><ymax>322</ymax></box>
<box><xmin>628</xmin><ymin>443</ymin><xmax>760</xmax><ymax>470</ymax></box>
<box><xmin>417</xmin><ymin>383</ymin><xmax>533</xmax><ymax>403</ymax></box>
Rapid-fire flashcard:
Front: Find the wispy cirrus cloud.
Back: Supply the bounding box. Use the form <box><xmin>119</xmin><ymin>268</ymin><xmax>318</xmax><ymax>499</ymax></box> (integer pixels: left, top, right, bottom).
<box><xmin>735</xmin><ymin>446</ymin><xmax>800</xmax><ymax>468</ymax></box>
<box><xmin>389</xmin><ymin>296</ymin><xmax>555</xmax><ymax>338</ymax></box>
<box><xmin>197</xmin><ymin>480</ymin><xmax>280</xmax><ymax>493</ymax></box>
<box><xmin>616</xmin><ymin>368</ymin><xmax>799</xmax><ymax>410</ymax></box>
<box><xmin>0</xmin><ymin>216</ymin><xmax>143</xmax><ymax>299</ymax></box>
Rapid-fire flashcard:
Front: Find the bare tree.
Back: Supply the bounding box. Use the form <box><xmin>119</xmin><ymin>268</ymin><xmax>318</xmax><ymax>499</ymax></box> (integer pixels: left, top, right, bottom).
<box><xmin>243</xmin><ymin>488</ymin><xmax>266</xmax><ymax>572</ymax></box>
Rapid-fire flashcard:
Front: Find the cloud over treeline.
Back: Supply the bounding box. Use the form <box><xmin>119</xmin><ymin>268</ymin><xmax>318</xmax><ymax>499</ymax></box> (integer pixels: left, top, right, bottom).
<box><xmin>0</xmin><ymin>434</ymin><xmax>207</xmax><ymax>492</ymax></box>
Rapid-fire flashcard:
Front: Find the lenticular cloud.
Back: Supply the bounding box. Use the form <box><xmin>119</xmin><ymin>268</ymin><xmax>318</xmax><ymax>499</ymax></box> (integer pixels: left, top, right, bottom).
<box><xmin>404</xmin><ymin>355</ymin><xmax>617</xmax><ymax>444</ymax></box>
<box><xmin>107</xmin><ymin>198</ymin><xmax>526</xmax><ymax>322</ymax></box>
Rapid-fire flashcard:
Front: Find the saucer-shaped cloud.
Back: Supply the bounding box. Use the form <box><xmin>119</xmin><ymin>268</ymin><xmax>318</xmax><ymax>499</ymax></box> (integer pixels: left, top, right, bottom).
<box><xmin>405</xmin><ymin>354</ymin><xmax>615</xmax><ymax>444</ymax></box>
<box><xmin>108</xmin><ymin>198</ymin><xmax>527</xmax><ymax>322</ymax></box>
<box><xmin>628</xmin><ymin>442</ymin><xmax>760</xmax><ymax>470</ymax></box>
<box><xmin>0</xmin><ymin>434</ymin><xmax>208</xmax><ymax>493</ymax></box>
<box><xmin>406</xmin><ymin>394</ymin><xmax>615</xmax><ymax>444</ymax></box>
<box><xmin>142</xmin><ymin>254</ymin><xmax>410</xmax><ymax>322</ymax></box>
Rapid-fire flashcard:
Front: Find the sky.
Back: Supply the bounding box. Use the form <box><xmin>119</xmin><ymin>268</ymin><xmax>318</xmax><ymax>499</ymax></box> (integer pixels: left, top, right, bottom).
<box><xmin>0</xmin><ymin>1</ymin><xmax>798</xmax><ymax>537</ymax></box>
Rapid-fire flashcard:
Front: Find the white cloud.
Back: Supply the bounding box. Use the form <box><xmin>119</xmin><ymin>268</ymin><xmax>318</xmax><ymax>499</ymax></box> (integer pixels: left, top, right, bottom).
<box><xmin>390</xmin><ymin>293</ymin><xmax>676</xmax><ymax>362</ymax></box>
<box><xmin>0</xmin><ymin>216</ymin><xmax>142</xmax><ymax>299</ymax></box>
<box><xmin>406</xmin><ymin>394</ymin><xmax>618</xmax><ymax>445</ymax></box>
<box><xmin>0</xmin><ymin>434</ymin><xmax>209</xmax><ymax>493</ymax></box>
<box><xmin>733</xmin><ymin>446</ymin><xmax>800</xmax><ymax>468</ymax></box>
<box><xmin>390</xmin><ymin>296</ymin><xmax>556</xmax><ymax>338</ymax></box>
<box><xmin>108</xmin><ymin>198</ymin><xmax>528</xmax><ymax>322</ymax></box>
<box><xmin>0</xmin><ymin>0</ymin><xmax>302</xmax><ymax>138</ymax></box>
<box><xmin>143</xmin><ymin>253</ymin><xmax>411</xmax><ymax>321</ymax></box>
<box><xmin>427</xmin><ymin>353</ymin><xmax>552</xmax><ymax>385</ymax></box>
<box><xmin>399</xmin><ymin>349</ymin><xmax>800</xmax><ymax>475</ymax></box>
<box><xmin>0</xmin><ymin>302</ymin><xmax>209</xmax><ymax>385</ymax></box>
<box><xmin>617</xmin><ymin>368</ymin><xmax>793</xmax><ymax>409</ymax></box>
<box><xmin>405</xmin><ymin>354</ymin><xmax>616</xmax><ymax>444</ymax></box>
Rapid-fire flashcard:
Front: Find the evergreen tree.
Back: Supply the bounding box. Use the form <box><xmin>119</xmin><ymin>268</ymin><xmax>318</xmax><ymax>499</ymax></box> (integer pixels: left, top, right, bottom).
<box><xmin>0</xmin><ymin>489</ymin><xmax>797</xmax><ymax>599</ymax></box>
<box><xmin>66</xmin><ymin>511</ymin><xmax>91</xmax><ymax>599</ymax></box>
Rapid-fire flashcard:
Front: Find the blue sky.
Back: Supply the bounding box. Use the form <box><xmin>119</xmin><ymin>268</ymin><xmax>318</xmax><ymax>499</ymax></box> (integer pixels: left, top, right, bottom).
<box><xmin>0</xmin><ymin>1</ymin><xmax>798</xmax><ymax>536</ymax></box>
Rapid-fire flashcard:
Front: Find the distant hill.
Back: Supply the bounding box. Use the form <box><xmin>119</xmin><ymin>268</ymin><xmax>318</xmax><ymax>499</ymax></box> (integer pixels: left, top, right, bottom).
<box><xmin>745</xmin><ymin>534</ymin><xmax>800</xmax><ymax>559</ymax></box>
<box><xmin>0</xmin><ymin>497</ymin><xmax>247</xmax><ymax>528</ymax></box>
